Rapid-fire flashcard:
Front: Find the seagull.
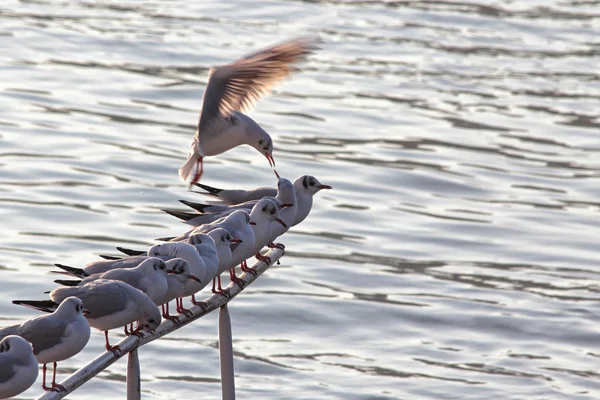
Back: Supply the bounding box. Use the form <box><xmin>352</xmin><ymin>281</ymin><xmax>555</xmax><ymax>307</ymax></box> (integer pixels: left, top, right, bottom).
<box><xmin>246</xmin><ymin>197</ymin><xmax>288</xmax><ymax>267</ymax></box>
<box><xmin>191</xmin><ymin>174</ymin><xmax>331</xmax><ymax>226</ymax></box>
<box><xmin>155</xmin><ymin>258</ymin><xmax>202</xmax><ymax>321</ymax></box>
<box><xmin>0</xmin><ymin>297</ymin><xmax>90</xmax><ymax>391</ymax></box>
<box><xmin>167</xmin><ymin>171</ymin><xmax>296</xmax><ymax>228</ymax></box>
<box><xmin>13</xmin><ymin>279</ymin><xmax>161</xmax><ymax>354</ymax></box>
<box><xmin>178</xmin><ymin>36</ymin><xmax>319</xmax><ymax>185</ymax></box>
<box><xmin>53</xmin><ymin>258</ymin><xmax>175</xmax><ymax>307</ymax></box>
<box><xmin>0</xmin><ymin>335</ymin><xmax>38</xmax><ymax>399</ymax></box>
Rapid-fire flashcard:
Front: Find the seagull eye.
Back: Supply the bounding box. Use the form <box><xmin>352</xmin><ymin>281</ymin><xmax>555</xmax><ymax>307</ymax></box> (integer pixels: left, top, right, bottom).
<box><xmin>262</xmin><ymin>206</ymin><xmax>267</xmax><ymax>212</ymax></box>
<box><xmin>258</xmin><ymin>139</ymin><xmax>264</xmax><ymax>145</ymax></box>
<box><xmin>309</xmin><ymin>180</ymin><xmax>315</xmax><ymax>186</ymax></box>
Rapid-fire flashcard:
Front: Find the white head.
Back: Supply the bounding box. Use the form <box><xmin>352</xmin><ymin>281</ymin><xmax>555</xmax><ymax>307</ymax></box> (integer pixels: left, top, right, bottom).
<box><xmin>139</xmin><ymin>308</ymin><xmax>161</xmax><ymax>332</ymax></box>
<box><xmin>275</xmin><ymin>175</ymin><xmax>296</xmax><ymax>206</ymax></box>
<box><xmin>0</xmin><ymin>335</ymin><xmax>35</xmax><ymax>358</ymax></box>
<box><xmin>239</xmin><ymin>113</ymin><xmax>275</xmax><ymax>167</ymax></box>
<box><xmin>166</xmin><ymin>258</ymin><xmax>202</xmax><ymax>284</ymax></box>
<box><xmin>149</xmin><ymin>243</ymin><xmax>199</xmax><ymax>265</ymax></box>
<box><xmin>294</xmin><ymin>175</ymin><xmax>332</xmax><ymax>196</ymax></box>
<box><xmin>250</xmin><ymin>197</ymin><xmax>287</xmax><ymax>229</ymax></box>
<box><xmin>225</xmin><ymin>209</ymin><xmax>254</xmax><ymax>228</ymax></box>
<box><xmin>54</xmin><ymin>296</ymin><xmax>88</xmax><ymax>319</ymax></box>
<box><xmin>136</xmin><ymin>257</ymin><xmax>169</xmax><ymax>275</ymax></box>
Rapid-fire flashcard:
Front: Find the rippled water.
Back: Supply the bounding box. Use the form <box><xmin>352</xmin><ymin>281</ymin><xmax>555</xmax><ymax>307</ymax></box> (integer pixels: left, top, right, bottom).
<box><xmin>2</xmin><ymin>0</ymin><xmax>600</xmax><ymax>398</ymax></box>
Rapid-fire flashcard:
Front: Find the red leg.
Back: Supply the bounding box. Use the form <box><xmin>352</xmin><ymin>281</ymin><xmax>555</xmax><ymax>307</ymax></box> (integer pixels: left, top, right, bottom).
<box><xmin>255</xmin><ymin>253</ymin><xmax>271</xmax><ymax>264</ymax></box>
<box><xmin>105</xmin><ymin>331</ymin><xmax>121</xmax><ymax>356</ymax></box>
<box><xmin>243</xmin><ymin>259</ymin><xmax>259</xmax><ymax>276</ymax></box>
<box><xmin>50</xmin><ymin>361</ymin><xmax>65</xmax><ymax>391</ymax></box>
<box><xmin>211</xmin><ymin>277</ymin><xmax>217</xmax><ymax>293</ymax></box>
<box><xmin>176</xmin><ymin>297</ymin><xmax>191</xmax><ymax>316</ymax></box>
<box><xmin>42</xmin><ymin>364</ymin><xmax>50</xmax><ymax>391</ymax></box>
<box><xmin>162</xmin><ymin>302</ymin><xmax>180</xmax><ymax>322</ymax></box>
<box><xmin>229</xmin><ymin>267</ymin><xmax>245</xmax><ymax>285</ymax></box>
<box><xmin>268</xmin><ymin>242</ymin><xmax>285</xmax><ymax>250</ymax></box>
<box><xmin>190</xmin><ymin>157</ymin><xmax>204</xmax><ymax>186</ymax></box>
<box><xmin>218</xmin><ymin>275</ymin><xmax>223</xmax><ymax>291</ymax></box>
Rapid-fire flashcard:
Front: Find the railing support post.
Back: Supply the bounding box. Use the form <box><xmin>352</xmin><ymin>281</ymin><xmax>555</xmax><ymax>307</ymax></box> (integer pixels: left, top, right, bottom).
<box><xmin>219</xmin><ymin>304</ymin><xmax>235</xmax><ymax>400</ymax></box>
<box><xmin>126</xmin><ymin>348</ymin><xmax>141</xmax><ymax>400</ymax></box>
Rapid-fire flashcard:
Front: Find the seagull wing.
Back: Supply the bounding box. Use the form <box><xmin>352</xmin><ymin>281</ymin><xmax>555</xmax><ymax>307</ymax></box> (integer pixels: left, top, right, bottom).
<box><xmin>196</xmin><ymin>36</ymin><xmax>320</xmax><ymax>143</ymax></box>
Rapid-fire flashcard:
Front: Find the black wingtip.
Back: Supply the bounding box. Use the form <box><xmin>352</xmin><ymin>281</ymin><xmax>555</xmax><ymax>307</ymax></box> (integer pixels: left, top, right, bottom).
<box><xmin>54</xmin><ymin>279</ymin><xmax>81</xmax><ymax>287</ymax></box>
<box><xmin>116</xmin><ymin>246</ymin><xmax>146</xmax><ymax>256</ymax></box>
<box><xmin>162</xmin><ymin>208</ymin><xmax>199</xmax><ymax>222</ymax></box>
<box><xmin>179</xmin><ymin>199</ymin><xmax>211</xmax><ymax>213</ymax></box>
<box><xmin>193</xmin><ymin>182</ymin><xmax>223</xmax><ymax>195</ymax></box>
<box><xmin>155</xmin><ymin>236</ymin><xmax>176</xmax><ymax>242</ymax></box>
<box><xmin>13</xmin><ymin>300</ymin><xmax>57</xmax><ymax>313</ymax></box>
<box><xmin>54</xmin><ymin>263</ymin><xmax>87</xmax><ymax>278</ymax></box>
<box><xmin>99</xmin><ymin>254</ymin><xmax>122</xmax><ymax>260</ymax></box>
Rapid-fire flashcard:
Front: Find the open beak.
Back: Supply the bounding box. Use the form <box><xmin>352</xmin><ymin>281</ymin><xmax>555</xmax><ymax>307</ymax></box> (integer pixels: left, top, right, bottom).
<box><xmin>231</xmin><ymin>238</ymin><xmax>243</xmax><ymax>243</ymax></box>
<box><xmin>265</xmin><ymin>153</ymin><xmax>275</xmax><ymax>168</ymax></box>
<box><xmin>319</xmin><ymin>184</ymin><xmax>332</xmax><ymax>190</ymax></box>
<box><xmin>187</xmin><ymin>274</ymin><xmax>202</xmax><ymax>283</ymax></box>
<box><xmin>249</xmin><ymin>220</ymin><xmax>257</xmax><ymax>226</ymax></box>
<box><xmin>82</xmin><ymin>309</ymin><xmax>91</xmax><ymax>316</ymax></box>
<box><xmin>276</xmin><ymin>218</ymin><xmax>288</xmax><ymax>229</ymax></box>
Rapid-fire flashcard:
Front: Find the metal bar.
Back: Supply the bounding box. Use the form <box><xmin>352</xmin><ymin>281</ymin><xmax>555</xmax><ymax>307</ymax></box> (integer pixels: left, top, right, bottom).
<box><xmin>126</xmin><ymin>348</ymin><xmax>141</xmax><ymax>400</ymax></box>
<box><xmin>35</xmin><ymin>247</ymin><xmax>284</xmax><ymax>400</ymax></box>
<box><xmin>219</xmin><ymin>304</ymin><xmax>235</xmax><ymax>400</ymax></box>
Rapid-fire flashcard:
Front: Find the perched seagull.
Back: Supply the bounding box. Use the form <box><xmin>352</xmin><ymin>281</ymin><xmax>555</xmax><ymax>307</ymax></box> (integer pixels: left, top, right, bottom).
<box><xmin>0</xmin><ymin>336</ymin><xmax>38</xmax><ymax>399</ymax></box>
<box><xmin>54</xmin><ymin>258</ymin><xmax>175</xmax><ymax>307</ymax></box>
<box><xmin>169</xmin><ymin>171</ymin><xmax>295</xmax><ymax>228</ymax></box>
<box><xmin>13</xmin><ymin>279</ymin><xmax>161</xmax><ymax>354</ymax></box>
<box><xmin>191</xmin><ymin>174</ymin><xmax>331</xmax><ymax>226</ymax></box>
<box><xmin>179</xmin><ymin>36</ymin><xmax>319</xmax><ymax>185</ymax></box>
<box><xmin>0</xmin><ymin>297</ymin><xmax>90</xmax><ymax>391</ymax></box>
<box><xmin>155</xmin><ymin>258</ymin><xmax>202</xmax><ymax>321</ymax></box>
<box><xmin>246</xmin><ymin>197</ymin><xmax>288</xmax><ymax>267</ymax></box>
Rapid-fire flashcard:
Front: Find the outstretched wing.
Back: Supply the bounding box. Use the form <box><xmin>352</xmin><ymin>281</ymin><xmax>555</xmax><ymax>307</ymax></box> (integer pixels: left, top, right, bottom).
<box><xmin>197</xmin><ymin>36</ymin><xmax>320</xmax><ymax>139</ymax></box>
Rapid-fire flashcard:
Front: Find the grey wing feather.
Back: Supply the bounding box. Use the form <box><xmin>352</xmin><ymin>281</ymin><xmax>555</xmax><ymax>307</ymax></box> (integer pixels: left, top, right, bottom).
<box><xmin>19</xmin><ymin>317</ymin><xmax>68</xmax><ymax>354</ymax></box>
<box><xmin>0</xmin><ymin>324</ymin><xmax>20</xmax><ymax>340</ymax></box>
<box><xmin>80</xmin><ymin>281</ymin><xmax>129</xmax><ymax>319</ymax></box>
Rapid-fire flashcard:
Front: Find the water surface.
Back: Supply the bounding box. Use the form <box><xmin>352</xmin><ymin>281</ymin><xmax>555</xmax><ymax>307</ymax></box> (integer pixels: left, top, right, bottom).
<box><xmin>1</xmin><ymin>0</ymin><xmax>600</xmax><ymax>398</ymax></box>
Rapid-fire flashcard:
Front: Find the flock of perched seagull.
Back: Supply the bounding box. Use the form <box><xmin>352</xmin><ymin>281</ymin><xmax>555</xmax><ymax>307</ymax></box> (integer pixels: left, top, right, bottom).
<box><xmin>0</xmin><ymin>36</ymin><xmax>332</xmax><ymax>399</ymax></box>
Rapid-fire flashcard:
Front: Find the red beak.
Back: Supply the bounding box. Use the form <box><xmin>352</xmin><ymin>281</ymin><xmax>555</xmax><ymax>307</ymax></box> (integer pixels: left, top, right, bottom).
<box><xmin>274</xmin><ymin>169</ymin><xmax>281</xmax><ymax>179</ymax></box>
<box><xmin>187</xmin><ymin>275</ymin><xmax>202</xmax><ymax>283</ymax></box>
<box><xmin>276</xmin><ymin>218</ymin><xmax>288</xmax><ymax>229</ymax></box>
<box><xmin>249</xmin><ymin>220</ymin><xmax>257</xmax><ymax>226</ymax></box>
<box><xmin>231</xmin><ymin>238</ymin><xmax>242</xmax><ymax>243</ymax></box>
<box><xmin>82</xmin><ymin>309</ymin><xmax>91</xmax><ymax>316</ymax></box>
<box><xmin>265</xmin><ymin>153</ymin><xmax>275</xmax><ymax>167</ymax></box>
<box><xmin>319</xmin><ymin>184</ymin><xmax>332</xmax><ymax>190</ymax></box>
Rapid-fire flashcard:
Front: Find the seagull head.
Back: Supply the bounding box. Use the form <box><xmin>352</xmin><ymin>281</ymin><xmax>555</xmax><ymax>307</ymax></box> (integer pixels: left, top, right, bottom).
<box><xmin>56</xmin><ymin>296</ymin><xmax>89</xmax><ymax>318</ymax></box>
<box><xmin>0</xmin><ymin>335</ymin><xmax>34</xmax><ymax>356</ymax></box>
<box><xmin>298</xmin><ymin>175</ymin><xmax>332</xmax><ymax>195</ymax></box>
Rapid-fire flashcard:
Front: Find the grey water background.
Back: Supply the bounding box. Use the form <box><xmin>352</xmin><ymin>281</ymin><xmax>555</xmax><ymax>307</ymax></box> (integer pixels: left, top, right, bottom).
<box><xmin>1</xmin><ymin>0</ymin><xmax>600</xmax><ymax>398</ymax></box>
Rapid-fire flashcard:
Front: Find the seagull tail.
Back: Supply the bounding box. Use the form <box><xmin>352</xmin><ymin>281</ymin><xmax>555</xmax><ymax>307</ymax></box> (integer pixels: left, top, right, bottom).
<box><xmin>54</xmin><ymin>263</ymin><xmax>87</xmax><ymax>278</ymax></box>
<box><xmin>116</xmin><ymin>247</ymin><xmax>146</xmax><ymax>256</ymax></box>
<box><xmin>162</xmin><ymin>208</ymin><xmax>199</xmax><ymax>222</ymax></box>
<box><xmin>192</xmin><ymin>182</ymin><xmax>223</xmax><ymax>196</ymax></box>
<box><xmin>179</xmin><ymin>199</ymin><xmax>211</xmax><ymax>213</ymax></box>
<box><xmin>12</xmin><ymin>300</ymin><xmax>57</xmax><ymax>313</ymax></box>
<box><xmin>179</xmin><ymin>152</ymin><xmax>198</xmax><ymax>182</ymax></box>
<box><xmin>54</xmin><ymin>279</ymin><xmax>81</xmax><ymax>287</ymax></box>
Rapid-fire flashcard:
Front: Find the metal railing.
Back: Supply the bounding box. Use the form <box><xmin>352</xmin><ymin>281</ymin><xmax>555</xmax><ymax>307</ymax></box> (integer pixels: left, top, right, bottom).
<box><xmin>36</xmin><ymin>247</ymin><xmax>285</xmax><ymax>400</ymax></box>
